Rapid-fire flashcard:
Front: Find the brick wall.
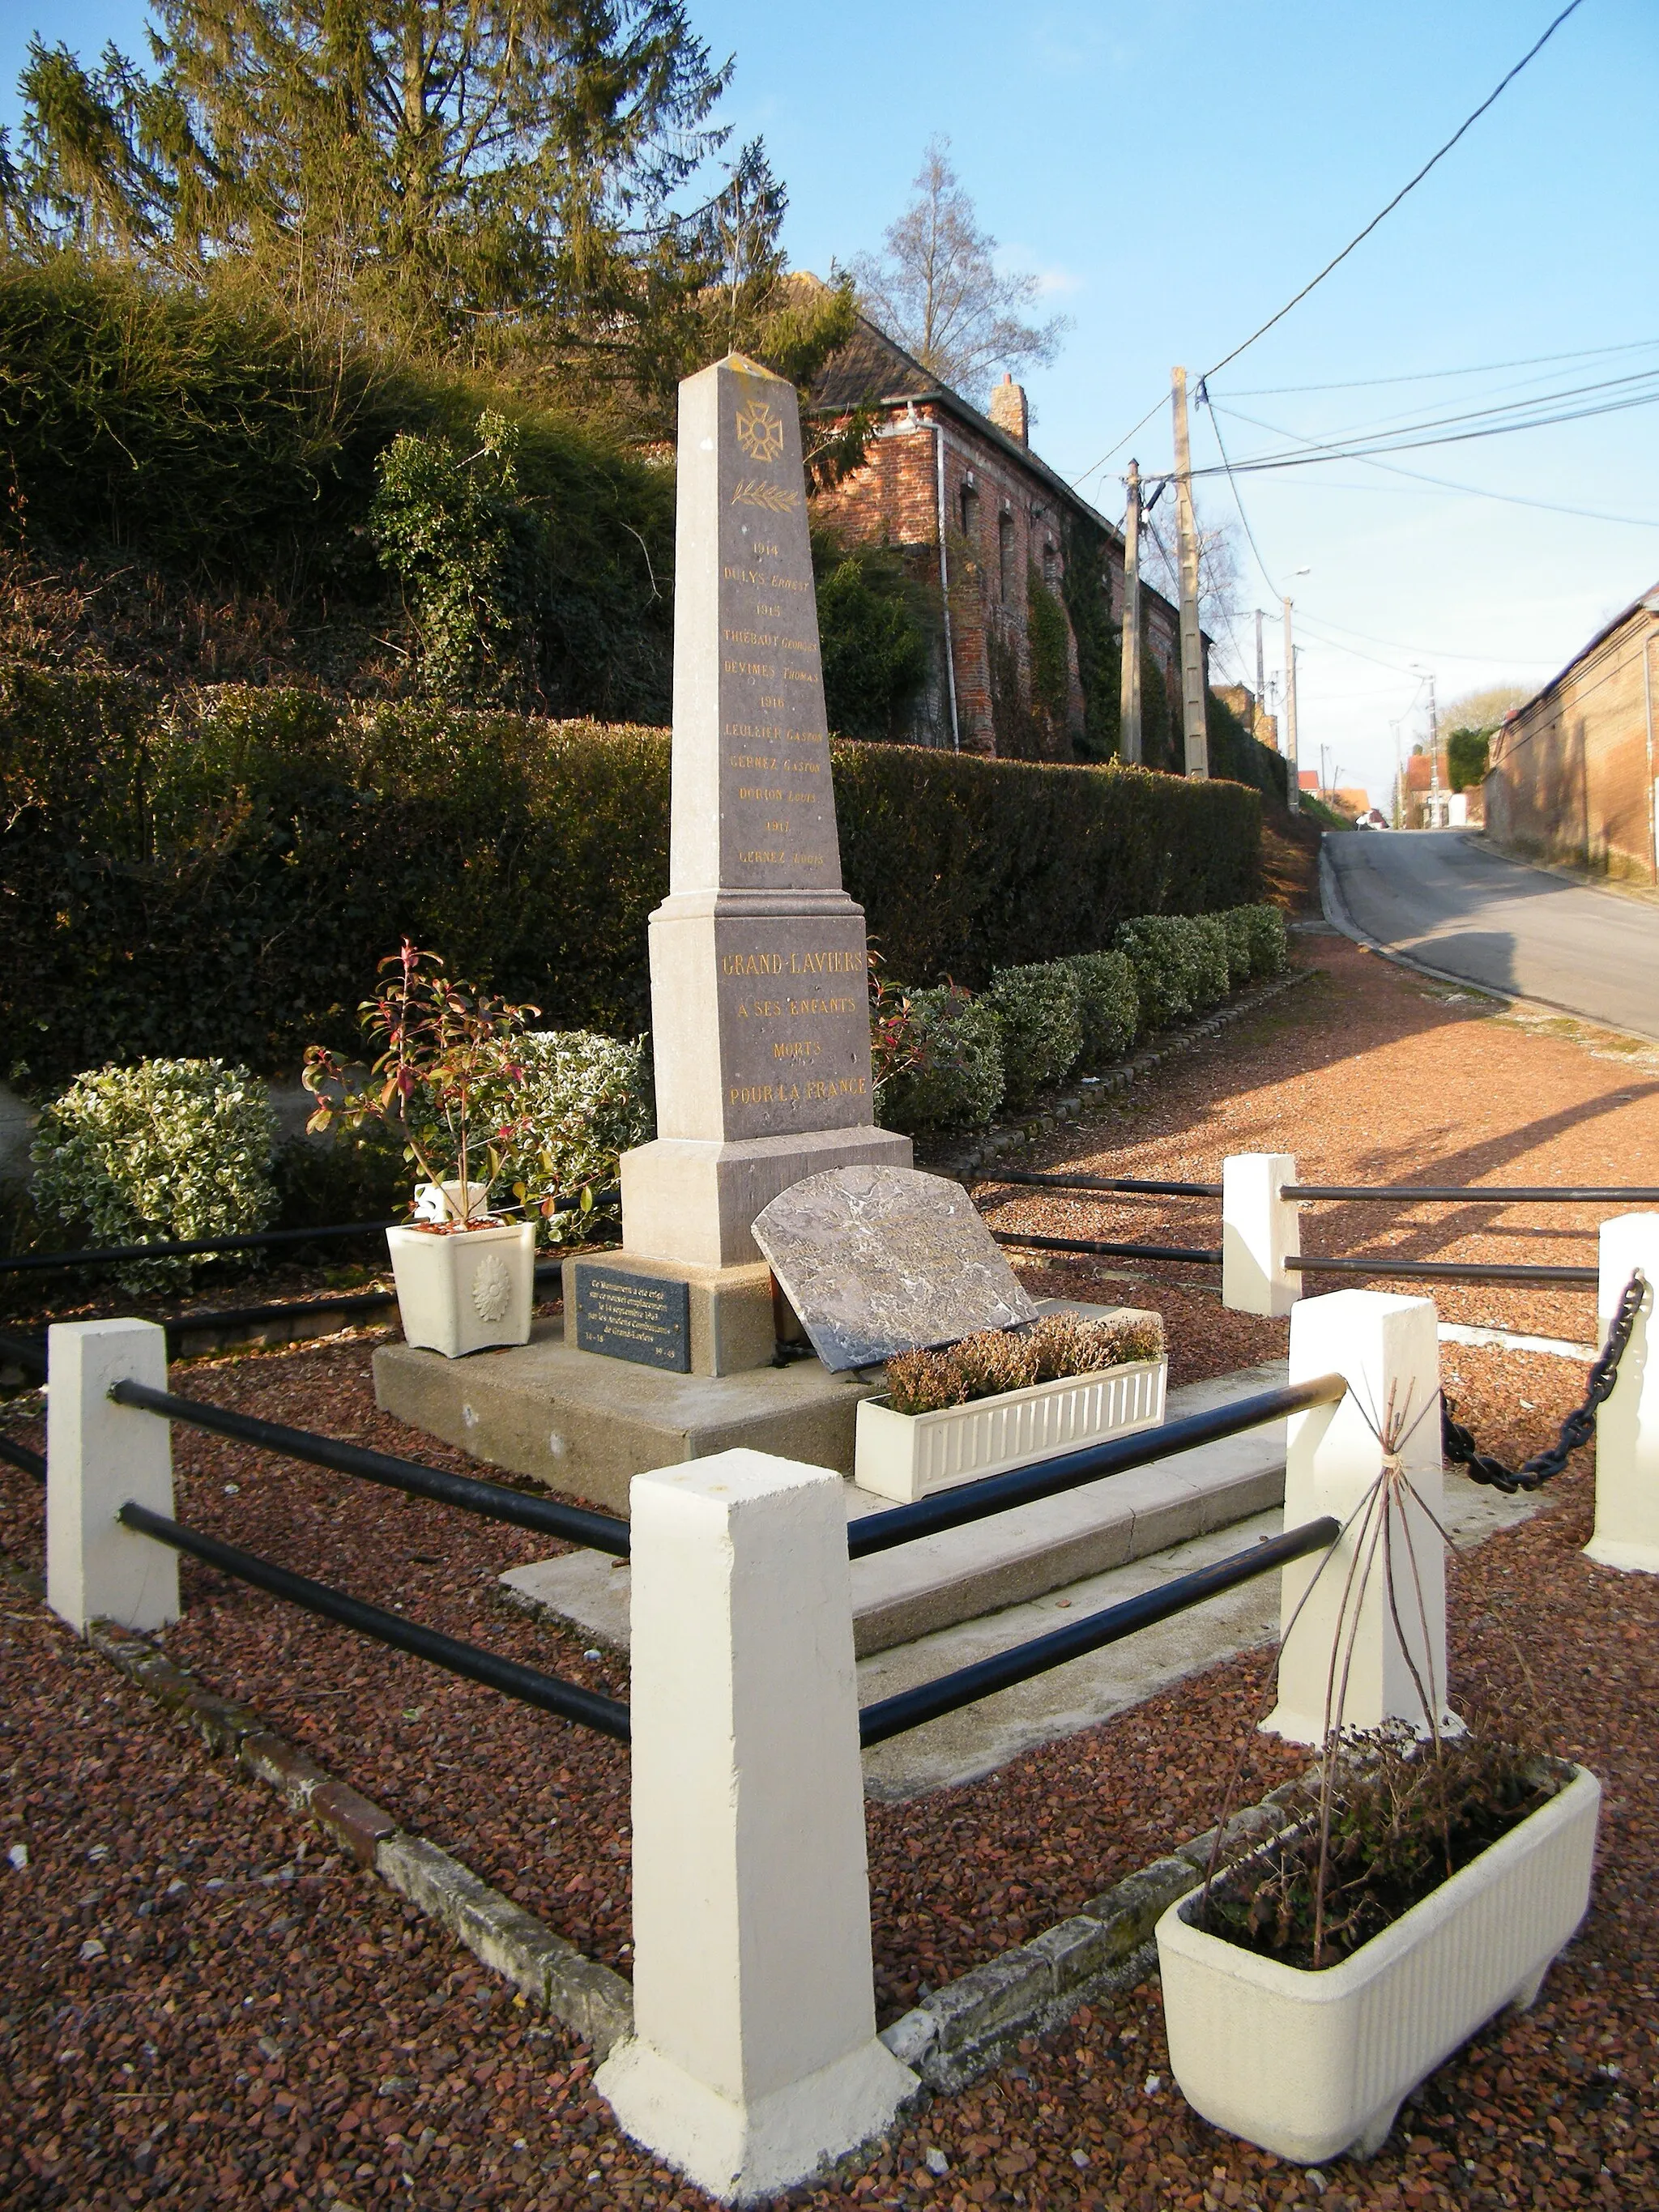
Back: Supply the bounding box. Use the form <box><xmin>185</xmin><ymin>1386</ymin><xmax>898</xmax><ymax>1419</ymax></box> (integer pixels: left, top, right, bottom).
<box><xmin>1486</xmin><ymin>609</ymin><xmax>1657</xmax><ymax>882</ymax></box>
<box><xmin>813</xmin><ymin>401</ymin><xmax>1181</xmax><ymax>757</ymax></box>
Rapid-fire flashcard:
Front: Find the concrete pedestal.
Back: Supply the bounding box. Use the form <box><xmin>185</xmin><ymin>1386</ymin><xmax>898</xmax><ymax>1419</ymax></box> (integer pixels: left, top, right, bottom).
<box><xmin>621</xmin><ymin>1124</ymin><xmax>912</xmax><ymax>1272</ymax></box>
<box><xmin>373</xmin><ymin>1322</ymin><xmax>878</xmax><ymax>1516</ymax></box>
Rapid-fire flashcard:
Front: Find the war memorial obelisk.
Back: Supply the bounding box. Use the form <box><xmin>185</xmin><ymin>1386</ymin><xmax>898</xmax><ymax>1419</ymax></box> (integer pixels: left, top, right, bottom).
<box><xmin>374</xmin><ymin>354</ymin><xmax>911</xmax><ymax>1489</ymax></box>
<box><xmin>567</xmin><ymin>353</ymin><xmax>911</xmax><ymax>1367</ymax></box>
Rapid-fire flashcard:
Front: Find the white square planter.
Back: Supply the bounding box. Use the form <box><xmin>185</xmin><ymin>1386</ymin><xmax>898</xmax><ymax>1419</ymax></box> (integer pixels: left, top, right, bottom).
<box><xmin>1155</xmin><ymin>1764</ymin><xmax>1601</xmax><ymax>2166</ymax></box>
<box><xmin>386</xmin><ymin>1221</ymin><xmax>536</xmax><ymax>1359</ymax></box>
<box><xmin>852</xmin><ymin>1357</ymin><xmax>1167</xmax><ymax>1502</ymax></box>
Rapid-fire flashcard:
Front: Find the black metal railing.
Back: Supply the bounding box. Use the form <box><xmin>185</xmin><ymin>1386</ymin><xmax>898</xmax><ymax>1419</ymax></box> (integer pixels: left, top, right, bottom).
<box><xmin>2</xmin><ymin>1219</ymin><xmax>400</xmax><ymax>1276</ymax></box>
<box><xmin>109</xmin><ymin>1379</ymin><xmax>630</xmax><ymax>1556</ymax></box>
<box><xmin>849</xmin><ymin>1373</ymin><xmax>1346</xmax><ymax>1557</ymax></box>
<box><xmin>1287</xmin><ymin>1255</ymin><xmax>1597</xmax><ymax>1287</ymax></box>
<box><xmin>117</xmin><ymin>1502</ymin><xmax>629</xmax><ymax>1741</ymax></box>
<box><xmin>1285</xmin><ymin>1183</ymin><xmax>1659</xmax><ymax>1204</ymax></box>
<box><xmin>991</xmin><ymin>1232</ymin><xmax>1222</xmax><ymax>1265</ymax></box>
<box><xmin>0</xmin><ymin>1187</ymin><xmax>621</xmax><ymax>1278</ymax></box>
<box><xmin>859</xmin><ymin>1515</ymin><xmax>1339</xmax><ymax>1747</ymax></box>
<box><xmin>0</xmin><ymin>1328</ymin><xmax>47</xmax><ymax>1379</ymax></box>
<box><xmin>982</xmin><ymin>1170</ymin><xmax>1224</xmax><ymax>1200</ymax></box>
<box><xmin>0</xmin><ymin>1431</ymin><xmax>45</xmax><ymax>1481</ymax></box>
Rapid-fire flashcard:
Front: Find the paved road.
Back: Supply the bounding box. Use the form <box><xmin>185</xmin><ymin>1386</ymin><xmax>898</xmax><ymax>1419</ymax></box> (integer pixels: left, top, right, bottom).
<box><xmin>1323</xmin><ymin>829</ymin><xmax>1659</xmax><ymax>1044</ymax></box>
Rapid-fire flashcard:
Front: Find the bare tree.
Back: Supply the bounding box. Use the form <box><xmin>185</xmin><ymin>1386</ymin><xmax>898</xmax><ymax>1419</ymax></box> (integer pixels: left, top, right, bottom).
<box><xmin>849</xmin><ymin>138</ymin><xmax>1068</xmax><ymax>404</ymax></box>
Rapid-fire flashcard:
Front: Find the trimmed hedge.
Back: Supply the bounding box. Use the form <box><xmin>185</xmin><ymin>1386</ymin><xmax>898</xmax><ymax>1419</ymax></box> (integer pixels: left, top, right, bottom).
<box><xmin>2</xmin><ymin>671</ymin><xmax>1261</xmax><ymax>1090</ymax></box>
<box><xmin>876</xmin><ymin>987</ymin><xmax>1006</xmax><ymax>1135</ymax></box>
<box><xmin>986</xmin><ymin>963</ymin><xmax>1085</xmax><ymax>1111</ymax></box>
<box><xmin>1064</xmin><ymin>950</ymin><xmax>1139</xmax><ymax>1068</ymax></box>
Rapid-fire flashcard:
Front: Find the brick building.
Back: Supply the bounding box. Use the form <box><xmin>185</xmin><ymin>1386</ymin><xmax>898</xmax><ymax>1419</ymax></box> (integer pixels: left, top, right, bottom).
<box><xmin>1485</xmin><ymin>586</ymin><xmax>1659</xmax><ymax>881</ymax></box>
<box><xmin>808</xmin><ymin>317</ymin><xmax>1197</xmax><ymax>757</ymax></box>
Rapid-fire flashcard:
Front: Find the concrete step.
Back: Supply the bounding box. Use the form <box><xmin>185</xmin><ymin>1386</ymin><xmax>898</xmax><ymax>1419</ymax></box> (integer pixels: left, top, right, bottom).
<box><xmin>856</xmin><ymin>1461</ymin><xmax>1542</xmax><ymax>1801</ymax></box>
<box><xmin>499</xmin><ymin>1359</ymin><xmax>1294</xmax><ymax>1660</ymax></box>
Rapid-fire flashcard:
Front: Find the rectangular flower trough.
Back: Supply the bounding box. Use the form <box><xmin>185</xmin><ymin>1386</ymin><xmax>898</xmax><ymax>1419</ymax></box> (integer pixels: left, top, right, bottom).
<box><xmin>853</xmin><ymin>1356</ymin><xmax>1168</xmax><ymax>1502</ymax></box>
<box><xmin>1155</xmin><ymin>1763</ymin><xmax>1601</xmax><ymax>2167</ymax></box>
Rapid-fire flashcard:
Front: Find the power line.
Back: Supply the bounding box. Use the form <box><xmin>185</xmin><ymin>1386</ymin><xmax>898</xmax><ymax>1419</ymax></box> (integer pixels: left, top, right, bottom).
<box><xmin>1225</xmin><ymin>335</ymin><xmax>1659</xmax><ymax>399</ymax></box>
<box><xmin>1200</xmin><ymin>394</ymin><xmax>1279</xmax><ymax>601</ymax></box>
<box><xmin>1202</xmin><ymin>0</ymin><xmax>1589</xmax><ymax>382</ymax></box>
<box><xmin>1069</xmin><ymin>394</ymin><xmax>1166</xmax><ymax>492</ymax></box>
<box><xmin>1215</xmin><ymin>402</ymin><xmax>1659</xmax><ymax>530</ymax></box>
<box><xmin>1188</xmin><ymin>376</ymin><xmax>1659</xmax><ymax>476</ymax></box>
<box><xmin>1222</xmin><ymin>361</ymin><xmax>1659</xmax><ymax>453</ymax></box>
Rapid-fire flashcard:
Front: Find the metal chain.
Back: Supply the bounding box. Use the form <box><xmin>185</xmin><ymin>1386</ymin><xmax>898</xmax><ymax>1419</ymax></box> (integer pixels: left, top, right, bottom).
<box><xmin>1441</xmin><ymin>1268</ymin><xmax>1647</xmax><ymax>1494</ymax></box>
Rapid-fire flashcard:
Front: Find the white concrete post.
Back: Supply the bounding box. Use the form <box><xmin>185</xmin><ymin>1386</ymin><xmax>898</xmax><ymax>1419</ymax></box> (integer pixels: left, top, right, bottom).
<box><xmin>595</xmin><ymin>1448</ymin><xmax>915</xmax><ymax>2203</ymax></box>
<box><xmin>1584</xmin><ymin>1213</ymin><xmax>1659</xmax><ymax>1574</ymax></box>
<box><xmin>1265</xmin><ymin>1289</ymin><xmax>1455</xmax><ymax>1746</ymax></box>
<box><xmin>1222</xmin><ymin>1152</ymin><xmax>1300</xmax><ymax>1316</ymax></box>
<box><xmin>47</xmin><ymin>1319</ymin><xmax>179</xmax><ymax>1636</ymax></box>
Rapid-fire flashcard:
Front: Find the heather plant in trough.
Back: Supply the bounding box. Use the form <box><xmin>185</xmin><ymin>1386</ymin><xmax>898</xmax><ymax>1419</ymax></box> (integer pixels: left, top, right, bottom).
<box><xmin>885</xmin><ymin>1309</ymin><xmax>1165</xmax><ymax>1416</ymax></box>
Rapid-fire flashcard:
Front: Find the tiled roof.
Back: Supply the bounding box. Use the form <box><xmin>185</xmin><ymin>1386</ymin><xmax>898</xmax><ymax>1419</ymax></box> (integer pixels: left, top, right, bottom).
<box><xmin>808</xmin><ymin>316</ymin><xmax>937</xmax><ymax>409</ymax></box>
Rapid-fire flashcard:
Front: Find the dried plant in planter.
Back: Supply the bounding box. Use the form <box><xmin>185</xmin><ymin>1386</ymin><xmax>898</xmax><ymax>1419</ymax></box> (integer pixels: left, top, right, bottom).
<box><xmin>1197</xmin><ymin>1718</ymin><xmax>1561</xmax><ymax>1971</ymax></box>
<box><xmin>1196</xmin><ymin>1374</ymin><xmax>1559</xmax><ymax>1967</ymax></box>
<box><xmin>885</xmin><ymin>1309</ymin><xmax>1166</xmax><ymax>1417</ymax></box>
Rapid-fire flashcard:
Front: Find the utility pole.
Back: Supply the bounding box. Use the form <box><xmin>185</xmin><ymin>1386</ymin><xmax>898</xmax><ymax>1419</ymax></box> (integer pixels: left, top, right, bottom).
<box><xmin>1171</xmin><ymin>367</ymin><xmax>1209</xmax><ymax>778</ymax></box>
<box><xmin>1282</xmin><ymin>595</ymin><xmax>1300</xmax><ymax>812</ymax></box>
<box><xmin>1119</xmin><ymin>460</ymin><xmax>1143</xmax><ymax>765</ymax></box>
<box><xmin>1427</xmin><ymin>674</ymin><xmax>1441</xmax><ymax>827</ymax></box>
<box><xmin>1254</xmin><ymin>607</ymin><xmax>1267</xmax><ymax>744</ymax></box>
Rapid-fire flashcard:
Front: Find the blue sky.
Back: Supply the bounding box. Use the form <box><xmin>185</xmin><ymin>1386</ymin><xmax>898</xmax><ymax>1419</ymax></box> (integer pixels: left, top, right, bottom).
<box><xmin>6</xmin><ymin>1</ymin><xmax>1657</xmax><ymax>804</ymax></box>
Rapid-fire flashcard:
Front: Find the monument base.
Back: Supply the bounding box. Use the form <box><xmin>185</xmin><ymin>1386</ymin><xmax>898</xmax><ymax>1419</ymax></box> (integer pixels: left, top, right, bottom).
<box><xmin>621</xmin><ymin>1127</ymin><xmax>913</xmax><ymax>1272</ymax></box>
<box><xmin>372</xmin><ymin>1322</ymin><xmax>880</xmax><ymax>1517</ymax></box>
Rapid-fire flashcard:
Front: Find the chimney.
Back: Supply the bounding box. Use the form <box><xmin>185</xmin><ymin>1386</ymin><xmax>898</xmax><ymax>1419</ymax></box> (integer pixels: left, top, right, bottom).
<box><xmin>988</xmin><ymin>372</ymin><xmax>1029</xmax><ymax>445</ymax></box>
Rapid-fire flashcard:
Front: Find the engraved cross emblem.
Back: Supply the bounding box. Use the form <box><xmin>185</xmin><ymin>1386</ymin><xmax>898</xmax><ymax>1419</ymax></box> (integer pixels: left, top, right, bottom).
<box><xmin>734</xmin><ymin>398</ymin><xmax>784</xmax><ymax>463</ymax></box>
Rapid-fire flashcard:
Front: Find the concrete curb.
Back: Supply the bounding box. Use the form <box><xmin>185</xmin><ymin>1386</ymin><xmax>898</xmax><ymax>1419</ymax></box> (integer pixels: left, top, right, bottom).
<box><xmin>0</xmin><ymin>1549</ymin><xmax>637</xmax><ymax>2061</ymax></box>
<box><xmin>925</xmin><ymin>968</ymin><xmax>1314</xmax><ymax>1189</ymax></box>
<box><xmin>877</xmin><ymin>1788</ymin><xmax>1305</xmax><ymax>2091</ymax></box>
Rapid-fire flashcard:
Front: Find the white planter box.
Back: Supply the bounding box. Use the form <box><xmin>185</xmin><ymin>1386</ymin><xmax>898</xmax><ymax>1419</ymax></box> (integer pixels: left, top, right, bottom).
<box><xmin>1155</xmin><ymin>1764</ymin><xmax>1601</xmax><ymax>2166</ymax></box>
<box><xmin>852</xmin><ymin>1357</ymin><xmax>1167</xmax><ymax>1502</ymax></box>
<box><xmin>387</xmin><ymin>1220</ymin><xmax>536</xmax><ymax>1359</ymax></box>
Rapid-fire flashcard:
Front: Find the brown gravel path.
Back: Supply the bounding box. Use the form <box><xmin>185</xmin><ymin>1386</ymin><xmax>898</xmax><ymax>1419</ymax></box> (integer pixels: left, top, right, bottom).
<box><xmin>4</xmin><ymin>931</ymin><xmax>1659</xmax><ymax>2207</ymax></box>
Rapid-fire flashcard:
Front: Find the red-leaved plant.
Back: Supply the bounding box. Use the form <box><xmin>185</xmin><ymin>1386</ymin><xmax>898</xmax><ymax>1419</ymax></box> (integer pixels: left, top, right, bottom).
<box><xmin>303</xmin><ymin>941</ymin><xmax>539</xmax><ymax>1226</ymax></box>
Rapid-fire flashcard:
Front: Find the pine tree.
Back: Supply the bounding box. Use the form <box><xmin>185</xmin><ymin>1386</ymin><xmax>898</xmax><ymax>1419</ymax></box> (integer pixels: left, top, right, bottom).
<box><xmin>6</xmin><ymin>2</ymin><xmax>732</xmax><ymax>362</ymax></box>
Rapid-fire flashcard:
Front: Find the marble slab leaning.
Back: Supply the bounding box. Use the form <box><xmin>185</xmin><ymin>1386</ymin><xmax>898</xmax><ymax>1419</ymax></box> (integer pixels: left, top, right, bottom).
<box><xmin>751</xmin><ymin>1164</ymin><xmax>1039</xmax><ymax>1372</ymax></box>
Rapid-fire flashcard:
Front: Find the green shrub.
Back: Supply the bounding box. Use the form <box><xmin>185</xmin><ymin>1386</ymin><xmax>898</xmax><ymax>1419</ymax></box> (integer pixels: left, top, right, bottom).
<box><xmin>987</xmin><ymin>963</ymin><xmax>1084</xmax><ymax>1109</ymax></box>
<box><xmin>1239</xmin><ymin>902</ymin><xmax>1290</xmax><ymax>979</ymax></box>
<box><xmin>1188</xmin><ymin>915</ymin><xmax>1232</xmax><ymax>1011</ymax></box>
<box><xmin>1063</xmin><ymin>950</ymin><xmax>1139</xmax><ymax>1066</ymax></box>
<box><xmin>813</xmin><ymin>539</ymin><xmax>929</xmax><ymax>740</ymax></box>
<box><xmin>1114</xmin><ymin>916</ymin><xmax>1196</xmax><ymax>1032</ymax></box>
<box><xmin>31</xmin><ymin>1058</ymin><xmax>278</xmax><ymax>1288</ymax></box>
<box><xmin>876</xmin><ymin>987</ymin><xmax>1005</xmax><ymax>1134</ymax></box>
<box><xmin>484</xmin><ymin>1030</ymin><xmax>654</xmax><ymax>1247</ymax></box>
<box><xmin>370</xmin><ymin>411</ymin><xmax>545</xmax><ymax>702</ymax></box>
<box><xmin>1220</xmin><ymin>908</ymin><xmax>1254</xmax><ymax>987</ymax></box>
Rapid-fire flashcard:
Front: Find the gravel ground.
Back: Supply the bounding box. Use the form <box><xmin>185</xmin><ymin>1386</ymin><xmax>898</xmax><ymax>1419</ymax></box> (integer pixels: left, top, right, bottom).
<box><xmin>4</xmin><ymin>935</ymin><xmax>1659</xmax><ymax>2208</ymax></box>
